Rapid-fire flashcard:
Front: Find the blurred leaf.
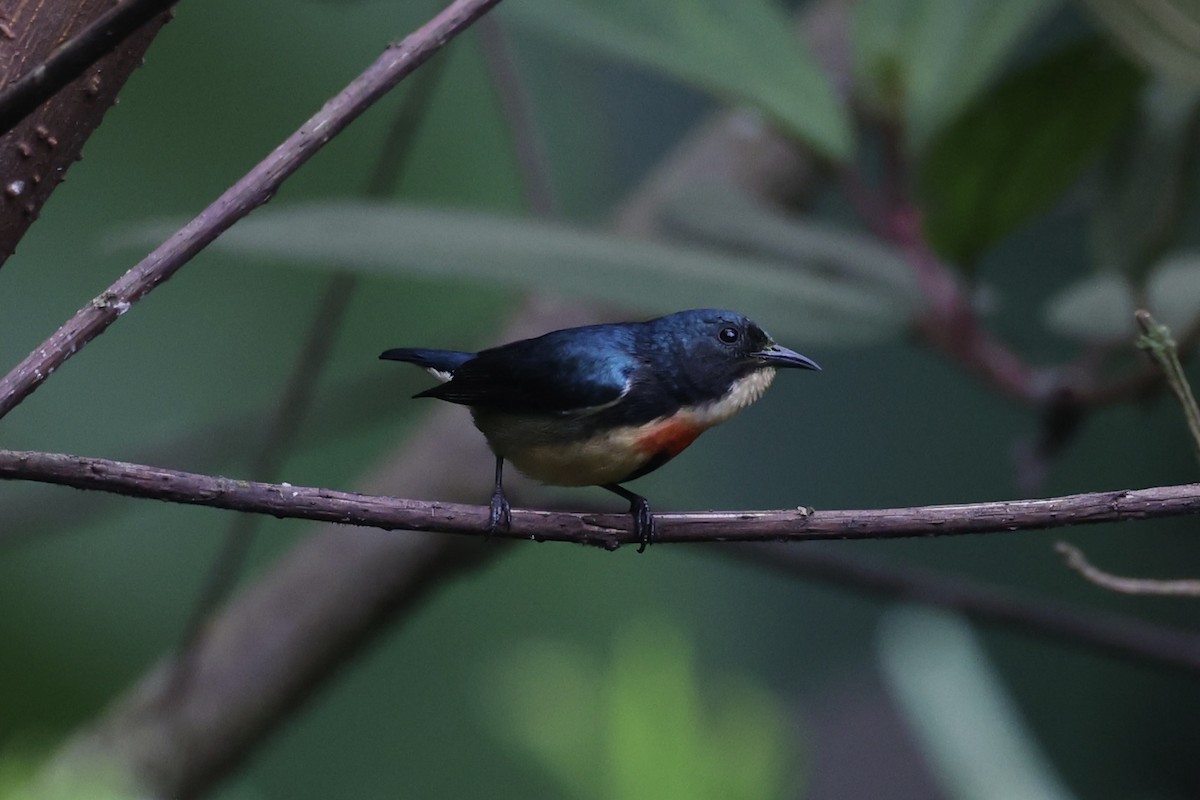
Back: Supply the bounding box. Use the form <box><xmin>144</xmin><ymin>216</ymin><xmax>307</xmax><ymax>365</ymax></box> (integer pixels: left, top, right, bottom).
<box><xmin>1092</xmin><ymin>83</ymin><xmax>1200</xmax><ymax>277</ymax></box>
<box><xmin>879</xmin><ymin>608</ymin><xmax>1078</xmax><ymax>800</ymax></box>
<box><xmin>146</xmin><ymin>202</ymin><xmax>918</xmax><ymax>345</ymax></box>
<box><xmin>1147</xmin><ymin>252</ymin><xmax>1200</xmax><ymax>333</ymax></box>
<box><xmin>1042</xmin><ymin>271</ymin><xmax>1136</xmax><ymax>343</ymax></box>
<box><xmin>507</xmin><ymin>0</ymin><xmax>852</xmax><ymax>160</ymax></box>
<box><xmin>1078</xmin><ymin>0</ymin><xmax>1200</xmax><ymax>85</ymax></box>
<box><xmin>659</xmin><ymin>184</ymin><xmax>922</xmax><ymax>302</ymax></box>
<box><xmin>488</xmin><ymin>620</ymin><xmax>798</xmax><ymax>800</ymax></box>
<box><xmin>0</xmin><ymin>749</ymin><xmax>136</xmax><ymax>800</ymax></box>
<box><xmin>701</xmin><ymin>677</ymin><xmax>800</xmax><ymax>800</ymax></box>
<box><xmin>852</xmin><ymin>0</ymin><xmax>1057</xmax><ymax>151</ymax></box>
<box><xmin>607</xmin><ymin>622</ymin><xmax>709</xmax><ymax>799</ymax></box>
<box><xmin>490</xmin><ymin>641</ymin><xmax>604</xmax><ymax>799</ymax></box>
<box><xmin>920</xmin><ymin>39</ymin><xmax>1144</xmax><ymax>266</ymax></box>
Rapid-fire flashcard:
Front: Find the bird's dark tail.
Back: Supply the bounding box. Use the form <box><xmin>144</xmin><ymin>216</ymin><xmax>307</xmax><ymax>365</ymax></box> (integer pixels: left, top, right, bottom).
<box><xmin>379</xmin><ymin>347</ymin><xmax>475</xmax><ymax>375</ymax></box>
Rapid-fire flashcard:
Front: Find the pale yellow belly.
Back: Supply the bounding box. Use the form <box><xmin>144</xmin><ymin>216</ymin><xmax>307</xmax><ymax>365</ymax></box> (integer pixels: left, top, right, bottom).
<box><xmin>473</xmin><ymin>411</ymin><xmax>681</xmax><ymax>486</ymax></box>
<box><xmin>505</xmin><ymin>430</ymin><xmax>657</xmax><ymax>486</ymax></box>
<box><xmin>470</xmin><ymin>368</ymin><xmax>777</xmax><ymax>487</ymax></box>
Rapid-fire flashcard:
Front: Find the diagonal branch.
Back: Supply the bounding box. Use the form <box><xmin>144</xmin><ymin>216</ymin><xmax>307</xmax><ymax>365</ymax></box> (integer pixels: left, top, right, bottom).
<box><xmin>2</xmin><ymin>448</ymin><xmax>1199</xmax><ymax>549</ymax></box>
<box><xmin>0</xmin><ymin>0</ymin><xmax>502</xmax><ymax>421</ymax></box>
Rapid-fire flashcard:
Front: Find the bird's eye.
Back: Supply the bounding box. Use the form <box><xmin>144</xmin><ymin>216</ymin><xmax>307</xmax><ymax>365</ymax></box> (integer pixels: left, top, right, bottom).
<box><xmin>718</xmin><ymin>326</ymin><xmax>740</xmax><ymax>344</ymax></box>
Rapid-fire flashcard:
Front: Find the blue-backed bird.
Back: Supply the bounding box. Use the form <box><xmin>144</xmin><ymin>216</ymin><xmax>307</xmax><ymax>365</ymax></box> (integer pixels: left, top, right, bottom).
<box><xmin>380</xmin><ymin>308</ymin><xmax>819</xmax><ymax>551</ymax></box>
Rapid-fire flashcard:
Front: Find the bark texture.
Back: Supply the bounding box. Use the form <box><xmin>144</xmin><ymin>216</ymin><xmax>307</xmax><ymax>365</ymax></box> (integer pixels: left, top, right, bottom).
<box><xmin>0</xmin><ymin>0</ymin><xmax>171</xmax><ymax>264</ymax></box>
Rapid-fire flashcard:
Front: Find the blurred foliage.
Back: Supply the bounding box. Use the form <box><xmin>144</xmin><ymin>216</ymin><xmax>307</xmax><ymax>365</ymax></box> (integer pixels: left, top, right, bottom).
<box><xmin>3</xmin><ymin>0</ymin><xmax>1200</xmax><ymax>799</ymax></box>
<box><xmin>1045</xmin><ymin>253</ymin><xmax>1200</xmax><ymax>343</ymax></box>
<box><xmin>488</xmin><ymin>619</ymin><xmax>799</xmax><ymax>799</ymax></box>
<box><xmin>1091</xmin><ymin>83</ymin><xmax>1200</xmax><ymax>277</ymax></box>
<box><xmin>1078</xmin><ymin>0</ymin><xmax>1200</xmax><ymax>84</ymax></box>
<box><xmin>509</xmin><ymin>0</ymin><xmax>852</xmax><ymax>159</ymax></box>
<box><xmin>920</xmin><ymin>39</ymin><xmax>1143</xmax><ymax>267</ymax></box>
<box><xmin>0</xmin><ymin>749</ymin><xmax>133</xmax><ymax>800</ymax></box>
<box><xmin>175</xmin><ymin>199</ymin><xmax>918</xmax><ymax>345</ymax></box>
<box><xmin>852</xmin><ymin>0</ymin><xmax>1057</xmax><ymax>152</ymax></box>
<box><xmin>879</xmin><ymin>609</ymin><xmax>1076</xmax><ymax>800</ymax></box>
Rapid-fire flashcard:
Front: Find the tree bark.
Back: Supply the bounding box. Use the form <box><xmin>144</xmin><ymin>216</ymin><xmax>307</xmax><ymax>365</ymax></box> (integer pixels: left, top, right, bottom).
<box><xmin>0</xmin><ymin>0</ymin><xmax>172</xmax><ymax>265</ymax></box>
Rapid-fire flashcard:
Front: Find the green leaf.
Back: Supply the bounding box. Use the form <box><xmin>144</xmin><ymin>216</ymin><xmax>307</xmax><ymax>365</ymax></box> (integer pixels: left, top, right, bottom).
<box><xmin>1147</xmin><ymin>252</ymin><xmax>1200</xmax><ymax>333</ymax></box>
<box><xmin>920</xmin><ymin>39</ymin><xmax>1144</xmax><ymax>266</ymax></box>
<box><xmin>1092</xmin><ymin>83</ymin><xmax>1200</xmax><ymax>277</ymax></box>
<box><xmin>153</xmin><ymin>202</ymin><xmax>919</xmax><ymax>345</ymax></box>
<box><xmin>1042</xmin><ymin>271</ymin><xmax>1136</xmax><ymax>343</ymax></box>
<box><xmin>879</xmin><ymin>609</ymin><xmax>1077</xmax><ymax>800</ymax></box>
<box><xmin>658</xmin><ymin>184</ymin><xmax>921</xmax><ymax>302</ymax></box>
<box><xmin>1079</xmin><ymin>0</ymin><xmax>1200</xmax><ymax>85</ymax></box>
<box><xmin>852</xmin><ymin>0</ymin><xmax>1057</xmax><ymax>151</ymax></box>
<box><xmin>507</xmin><ymin>0</ymin><xmax>852</xmax><ymax>160</ymax></box>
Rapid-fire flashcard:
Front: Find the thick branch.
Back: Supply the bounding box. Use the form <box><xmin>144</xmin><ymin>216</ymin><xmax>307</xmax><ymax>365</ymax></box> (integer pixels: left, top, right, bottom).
<box><xmin>0</xmin><ymin>0</ymin><xmax>179</xmax><ymax>137</ymax></box>
<box><xmin>2</xmin><ymin>449</ymin><xmax>1198</xmax><ymax>549</ymax></box>
<box><xmin>0</xmin><ymin>0</ymin><xmax>502</xmax><ymax>419</ymax></box>
<box><xmin>0</xmin><ymin>0</ymin><xmax>172</xmax><ymax>264</ymax></box>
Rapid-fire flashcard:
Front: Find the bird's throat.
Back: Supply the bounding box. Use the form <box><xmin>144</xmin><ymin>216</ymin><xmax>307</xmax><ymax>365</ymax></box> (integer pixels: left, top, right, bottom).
<box><xmin>689</xmin><ymin>367</ymin><xmax>777</xmax><ymax>426</ymax></box>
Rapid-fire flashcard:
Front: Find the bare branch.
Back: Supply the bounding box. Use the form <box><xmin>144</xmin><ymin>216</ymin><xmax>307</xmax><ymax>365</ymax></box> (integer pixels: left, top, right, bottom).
<box><xmin>2</xmin><ymin>448</ymin><xmax>1199</xmax><ymax>549</ymax></box>
<box><xmin>0</xmin><ymin>0</ymin><xmax>503</xmax><ymax>420</ymax></box>
<box><xmin>740</xmin><ymin>544</ymin><xmax>1200</xmax><ymax>672</ymax></box>
<box><xmin>1056</xmin><ymin>542</ymin><xmax>1200</xmax><ymax>597</ymax></box>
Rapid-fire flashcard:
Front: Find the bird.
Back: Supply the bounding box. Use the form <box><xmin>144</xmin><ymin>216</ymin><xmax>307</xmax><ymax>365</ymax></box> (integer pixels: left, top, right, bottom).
<box><xmin>379</xmin><ymin>308</ymin><xmax>819</xmax><ymax>551</ymax></box>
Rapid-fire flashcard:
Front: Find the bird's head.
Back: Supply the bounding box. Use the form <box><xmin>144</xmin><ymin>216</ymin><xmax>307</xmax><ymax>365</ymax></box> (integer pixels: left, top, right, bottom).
<box><xmin>649</xmin><ymin>308</ymin><xmax>819</xmax><ymax>372</ymax></box>
<box><xmin>642</xmin><ymin>309</ymin><xmax>819</xmax><ymax>411</ymax></box>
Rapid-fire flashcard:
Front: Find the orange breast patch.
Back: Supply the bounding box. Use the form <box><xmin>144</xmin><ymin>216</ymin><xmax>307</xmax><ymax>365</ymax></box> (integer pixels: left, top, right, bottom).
<box><xmin>635</xmin><ymin>416</ymin><xmax>705</xmax><ymax>459</ymax></box>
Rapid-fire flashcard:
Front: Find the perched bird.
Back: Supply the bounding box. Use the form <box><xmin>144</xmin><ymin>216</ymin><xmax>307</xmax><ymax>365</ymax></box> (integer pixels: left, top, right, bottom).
<box><xmin>380</xmin><ymin>308</ymin><xmax>819</xmax><ymax>551</ymax></box>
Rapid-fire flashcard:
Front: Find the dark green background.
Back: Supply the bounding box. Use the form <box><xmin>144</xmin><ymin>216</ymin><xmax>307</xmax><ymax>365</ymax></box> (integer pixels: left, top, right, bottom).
<box><xmin>2</xmin><ymin>1</ymin><xmax>1199</xmax><ymax>797</ymax></box>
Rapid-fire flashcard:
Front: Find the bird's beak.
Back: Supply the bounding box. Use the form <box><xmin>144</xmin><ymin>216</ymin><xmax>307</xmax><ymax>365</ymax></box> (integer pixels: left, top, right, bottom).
<box><xmin>754</xmin><ymin>343</ymin><xmax>821</xmax><ymax>371</ymax></box>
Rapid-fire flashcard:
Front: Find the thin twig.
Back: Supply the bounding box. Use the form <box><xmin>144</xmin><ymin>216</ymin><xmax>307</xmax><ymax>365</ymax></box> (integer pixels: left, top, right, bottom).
<box><xmin>0</xmin><ymin>0</ymin><xmax>180</xmax><ymax>136</ymax></box>
<box><xmin>0</xmin><ymin>0</ymin><xmax>503</xmax><ymax>422</ymax></box>
<box><xmin>1136</xmin><ymin>309</ymin><xmax>1200</xmax><ymax>463</ymax></box>
<box><xmin>1056</xmin><ymin>542</ymin><xmax>1200</xmax><ymax>597</ymax></box>
<box><xmin>738</xmin><ymin>544</ymin><xmax>1200</xmax><ymax>671</ymax></box>
<box><xmin>1</xmin><ymin>449</ymin><xmax>1199</xmax><ymax>548</ymax></box>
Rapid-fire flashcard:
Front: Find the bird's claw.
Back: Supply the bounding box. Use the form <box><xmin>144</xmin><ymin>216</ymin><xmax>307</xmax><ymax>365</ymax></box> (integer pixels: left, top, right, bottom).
<box><xmin>631</xmin><ymin>497</ymin><xmax>654</xmax><ymax>554</ymax></box>
<box><xmin>487</xmin><ymin>487</ymin><xmax>512</xmax><ymax>536</ymax></box>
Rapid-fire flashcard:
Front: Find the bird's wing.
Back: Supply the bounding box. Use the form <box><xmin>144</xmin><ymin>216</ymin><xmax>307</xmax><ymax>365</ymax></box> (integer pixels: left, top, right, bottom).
<box><xmin>417</xmin><ymin>331</ymin><xmax>638</xmax><ymax>414</ymax></box>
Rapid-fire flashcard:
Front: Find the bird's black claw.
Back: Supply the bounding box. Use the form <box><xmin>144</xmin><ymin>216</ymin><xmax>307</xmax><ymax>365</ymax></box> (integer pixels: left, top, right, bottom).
<box><xmin>488</xmin><ymin>487</ymin><xmax>512</xmax><ymax>536</ymax></box>
<box><xmin>631</xmin><ymin>497</ymin><xmax>654</xmax><ymax>553</ymax></box>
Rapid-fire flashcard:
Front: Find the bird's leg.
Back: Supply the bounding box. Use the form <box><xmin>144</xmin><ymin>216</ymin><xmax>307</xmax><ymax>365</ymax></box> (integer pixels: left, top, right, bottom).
<box><xmin>488</xmin><ymin>455</ymin><xmax>512</xmax><ymax>535</ymax></box>
<box><xmin>603</xmin><ymin>484</ymin><xmax>654</xmax><ymax>553</ymax></box>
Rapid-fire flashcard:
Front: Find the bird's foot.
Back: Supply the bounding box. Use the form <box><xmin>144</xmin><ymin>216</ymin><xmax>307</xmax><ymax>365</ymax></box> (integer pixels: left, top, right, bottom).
<box><xmin>630</xmin><ymin>496</ymin><xmax>654</xmax><ymax>554</ymax></box>
<box><xmin>487</xmin><ymin>487</ymin><xmax>512</xmax><ymax>536</ymax></box>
